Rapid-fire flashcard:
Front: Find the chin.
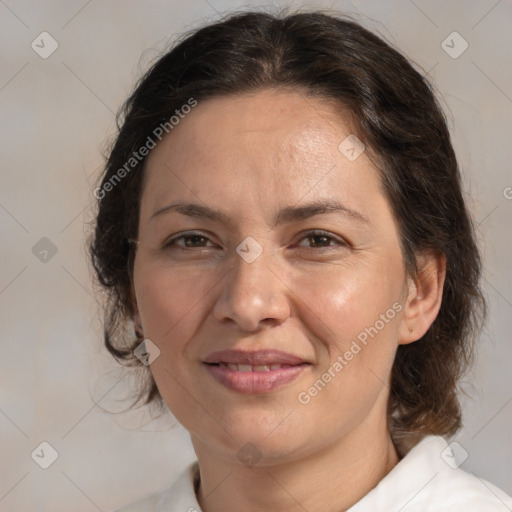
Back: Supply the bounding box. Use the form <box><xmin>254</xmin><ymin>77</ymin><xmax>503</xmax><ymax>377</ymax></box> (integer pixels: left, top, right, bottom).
<box><xmin>218</xmin><ymin>410</ymin><xmax>313</xmax><ymax>462</ymax></box>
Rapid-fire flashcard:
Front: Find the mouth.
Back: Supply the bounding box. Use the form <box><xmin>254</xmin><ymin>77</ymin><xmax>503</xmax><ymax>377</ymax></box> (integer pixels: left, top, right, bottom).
<box><xmin>207</xmin><ymin>362</ymin><xmax>301</xmax><ymax>372</ymax></box>
<box><xmin>203</xmin><ymin>349</ymin><xmax>312</xmax><ymax>393</ymax></box>
<box><xmin>204</xmin><ymin>348</ymin><xmax>311</xmax><ymax>366</ymax></box>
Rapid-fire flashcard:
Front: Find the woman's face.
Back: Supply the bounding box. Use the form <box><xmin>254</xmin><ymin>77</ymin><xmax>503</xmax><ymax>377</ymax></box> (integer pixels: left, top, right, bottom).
<box><xmin>133</xmin><ymin>89</ymin><xmax>413</xmax><ymax>464</ymax></box>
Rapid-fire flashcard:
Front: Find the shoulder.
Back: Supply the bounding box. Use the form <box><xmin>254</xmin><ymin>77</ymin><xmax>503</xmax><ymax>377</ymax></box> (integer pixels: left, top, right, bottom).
<box><xmin>349</xmin><ymin>436</ymin><xmax>512</xmax><ymax>511</ymax></box>
<box><xmin>432</xmin><ymin>467</ymin><xmax>512</xmax><ymax>510</ymax></box>
<box><xmin>427</xmin><ymin>456</ymin><xmax>512</xmax><ymax>510</ymax></box>
<box><xmin>108</xmin><ymin>461</ymin><xmax>201</xmax><ymax>512</ymax></box>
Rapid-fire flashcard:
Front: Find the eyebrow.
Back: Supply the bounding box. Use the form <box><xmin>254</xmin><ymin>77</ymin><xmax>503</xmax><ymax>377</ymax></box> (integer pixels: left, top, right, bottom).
<box><xmin>150</xmin><ymin>200</ymin><xmax>370</xmax><ymax>226</ymax></box>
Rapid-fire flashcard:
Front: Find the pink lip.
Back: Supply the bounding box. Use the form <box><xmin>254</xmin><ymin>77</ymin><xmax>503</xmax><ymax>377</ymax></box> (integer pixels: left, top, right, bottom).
<box><xmin>203</xmin><ymin>349</ymin><xmax>312</xmax><ymax>394</ymax></box>
<box><xmin>204</xmin><ymin>349</ymin><xmax>309</xmax><ymax>366</ymax></box>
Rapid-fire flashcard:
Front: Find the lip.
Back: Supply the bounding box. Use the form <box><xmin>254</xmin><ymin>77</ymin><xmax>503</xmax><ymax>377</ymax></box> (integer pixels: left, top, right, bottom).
<box><xmin>204</xmin><ymin>349</ymin><xmax>310</xmax><ymax>366</ymax></box>
<box><xmin>203</xmin><ymin>349</ymin><xmax>312</xmax><ymax>394</ymax></box>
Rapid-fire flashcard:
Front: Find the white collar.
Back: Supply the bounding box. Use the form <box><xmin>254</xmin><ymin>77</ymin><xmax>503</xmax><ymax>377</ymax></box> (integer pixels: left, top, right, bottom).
<box><xmin>150</xmin><ymin>435</ymin><xmax>512</xmax><ymax>511</ymax></box>
<box><xmin>349</xmin><ymin>435</ymin><xmax>512</xmax><ymax>511</ymax></box>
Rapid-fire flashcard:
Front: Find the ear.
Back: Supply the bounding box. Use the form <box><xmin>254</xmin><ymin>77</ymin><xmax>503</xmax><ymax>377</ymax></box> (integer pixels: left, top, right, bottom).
<box><xmin>398</xmin><ymin>250</ymin><xmax>446</xmax><ymax>345</ymax></box>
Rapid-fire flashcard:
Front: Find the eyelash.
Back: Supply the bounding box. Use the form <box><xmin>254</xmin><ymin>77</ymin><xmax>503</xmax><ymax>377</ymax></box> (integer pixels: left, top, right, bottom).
<box><xmin>163</xmin><ymin>230</ymin><xmax>349</xmax><ymax>251</ymax></box>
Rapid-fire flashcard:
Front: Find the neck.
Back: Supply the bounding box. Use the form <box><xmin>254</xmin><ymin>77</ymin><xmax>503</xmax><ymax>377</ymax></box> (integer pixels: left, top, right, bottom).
<box><xmin>192</xmin><ymin>411</ymin><xmax>400</xmax><ymax>512</ymax></box>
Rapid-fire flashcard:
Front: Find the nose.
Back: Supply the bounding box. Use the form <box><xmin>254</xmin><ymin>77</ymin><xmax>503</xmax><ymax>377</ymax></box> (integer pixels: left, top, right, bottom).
<box><xmin>213</xmin><ymin>246</ymin><xmax>291</xmax><ymax>332</ymax></box>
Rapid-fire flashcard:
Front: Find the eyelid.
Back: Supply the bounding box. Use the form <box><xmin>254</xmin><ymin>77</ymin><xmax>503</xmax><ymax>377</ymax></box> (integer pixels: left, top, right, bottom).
<box><xmin>164</xmin><ymin>230</ymin><xmax>216</xmax><ymax>247</ymax></box>
<box><xmin>294</xmin><ymin>229</ymin><xmax>349</xmax><ymax>248</ymax></box>
<box><xmin>163</xmin><ymin>229</ymin><xmax>349</xmax><ymax>249</ymax></box>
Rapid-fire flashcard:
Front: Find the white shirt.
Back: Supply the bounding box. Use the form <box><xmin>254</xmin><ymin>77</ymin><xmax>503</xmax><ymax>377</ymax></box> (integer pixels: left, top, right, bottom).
<box><xmin>111</xmin><ymin>435</ymin><xmax>512</xmax><ymax>511</ymax></box>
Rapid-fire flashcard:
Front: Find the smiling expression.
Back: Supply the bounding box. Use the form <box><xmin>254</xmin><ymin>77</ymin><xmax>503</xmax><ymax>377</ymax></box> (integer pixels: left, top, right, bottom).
<box><xmin>132</xmin><ymin>88</ymin><xmax>413</xmax><ymax>463</ymax></box>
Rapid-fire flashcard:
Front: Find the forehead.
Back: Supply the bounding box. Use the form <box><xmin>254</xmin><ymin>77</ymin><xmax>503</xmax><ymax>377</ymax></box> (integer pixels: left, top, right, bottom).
<box><xmin>140</xmin><ymin>89</ymin><xmax>384</xmax><ymax>224</ymax></box>
<box><xmin>147</xmin><ymin>89</ymin><xmax>349</xmax><ymax>163</ymax></box>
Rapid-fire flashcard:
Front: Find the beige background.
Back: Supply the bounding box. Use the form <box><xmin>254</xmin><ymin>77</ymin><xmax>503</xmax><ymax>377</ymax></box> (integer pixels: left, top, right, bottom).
<box><xmin>1</xmin><ymin>1</ymin><xmax>511</xmax><ymax>511</ymax></box>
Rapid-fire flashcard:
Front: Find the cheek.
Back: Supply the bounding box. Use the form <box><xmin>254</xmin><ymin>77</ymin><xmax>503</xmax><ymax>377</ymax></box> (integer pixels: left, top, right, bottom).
<box><xmin>134</xmin><ymin>262</ymin><xmax>219</xmax><ymax>346</ymax></box>
<box><xmin>290</xmin><ymin>259</ymin><xmax>403</xmax><ymax>357</ymax></box>
<box><xmin>133</xmin><ymin>264</ymin><xmax>219</xmax><ymax>428</ymax></box>
<box><xmin>293</xmin><ymin>269</ymin><xmax>401</xmax><ymax>431</ymax></box>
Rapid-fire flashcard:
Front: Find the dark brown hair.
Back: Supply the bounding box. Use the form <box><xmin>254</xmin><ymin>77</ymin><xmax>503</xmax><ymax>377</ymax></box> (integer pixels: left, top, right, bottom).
<box><xmin>88</xmin><ymin>10</ymin><xmax>485</xmax><ymax>446</ymax></box>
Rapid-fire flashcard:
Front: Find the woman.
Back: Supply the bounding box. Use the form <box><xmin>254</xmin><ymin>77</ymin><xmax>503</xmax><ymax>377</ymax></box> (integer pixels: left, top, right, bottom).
<box><xmin>89</xmin><ymin>10</ymin><xmax>512</xmax><ymax>511</ymax></box>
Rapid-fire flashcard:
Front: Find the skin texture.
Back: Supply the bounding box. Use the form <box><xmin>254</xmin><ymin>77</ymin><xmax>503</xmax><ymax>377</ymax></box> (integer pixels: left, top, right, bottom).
<box><xmin>132</xmin><ymin>89</ymin><xmax>446</xmax><ymax>512</ymax></box>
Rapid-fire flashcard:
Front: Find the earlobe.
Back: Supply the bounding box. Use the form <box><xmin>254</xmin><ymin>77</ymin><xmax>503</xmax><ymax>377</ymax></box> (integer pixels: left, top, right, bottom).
<box><xmin>398</xmin><ymin>251</ymin><xmax>446</xmax><ymax>345</ymax></box>
<box><xmin>134</xmin><ymin>310</ymin><xmax>144</xmax><ymax>335</ymax></box>
<box><xmin>134</xmin><ymin>312</ymin><xmax>144</xmax><ymax>339</ymax></box>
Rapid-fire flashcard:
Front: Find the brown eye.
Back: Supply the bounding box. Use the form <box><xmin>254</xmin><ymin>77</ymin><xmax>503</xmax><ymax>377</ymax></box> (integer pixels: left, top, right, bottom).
<box><xmin>308</xmin><ymin>234</ymin><xmax>334</xmax><ymax>247</ymax></box>
<box><xmin>164</xmin><ymin>232</ymin><xmax>215</xmax><ymax>249</ymax></box>
<box><xmin>296</xmin><ymin>230</ymin><xmax>347</xmax><ymax>249</ymax></box>
<box><xmin>182</xmin><ymin>234</ymin><xmax>208</xmax><ymax>248</ymax></box>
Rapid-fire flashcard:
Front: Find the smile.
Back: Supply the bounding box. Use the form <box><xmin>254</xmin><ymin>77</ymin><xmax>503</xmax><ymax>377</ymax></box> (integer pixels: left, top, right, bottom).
<box><xmin>216</xmin><ymin>362</ymin><xmax>296</xmax><ymax>371</ymax></box>
<box><xmin>203</xmin><ymin>348</ymin><xmax>313</xmax><ymax>393</ymax></box>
